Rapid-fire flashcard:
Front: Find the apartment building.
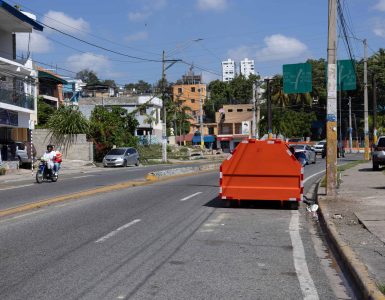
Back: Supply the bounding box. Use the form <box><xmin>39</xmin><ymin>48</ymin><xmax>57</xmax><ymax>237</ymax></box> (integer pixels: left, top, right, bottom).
<box><xmin>172</xmin><ymin>72</ymin><xmax>206</xmax><ymax>134</ymax></box>
<box><xmin>215</xmin><ymin>104</ymin><xmax>254</xmax><ymax>152</ymax></box>
<box><xmin>0</xmin><ymin>1</ymin><xmax>43</xmax><ymax>145</ymax></box>
<box><xmin>37</xmin><ymin>66</ymin><xmax>67</xmax><ymax>108</ymax></box>
<box><xmin>240</xmin><ymin>58</ymin><xmax>255</xmax><ymax>79</ymax></box>
<box><xmin>221</xmin><ymin>59</ymin><xmax>235</xmax><ymax>82</ymax></box>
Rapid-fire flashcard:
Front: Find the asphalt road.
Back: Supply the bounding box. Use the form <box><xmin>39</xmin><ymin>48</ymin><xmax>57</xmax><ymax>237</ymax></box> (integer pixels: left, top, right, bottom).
<box><xmin>0</xmin><ymin>155</ymin><xmax>358</xmax><ymax>299</ymax></box>
<box><xmin>0</xmin><ymin>162</ymin><xmax>209</xmax><ymax>211</ymax></box>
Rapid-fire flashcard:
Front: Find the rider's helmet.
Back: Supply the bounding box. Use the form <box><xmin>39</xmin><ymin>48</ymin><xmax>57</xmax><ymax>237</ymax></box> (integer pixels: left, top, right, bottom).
<box><xmin>47</xmin><ymin>144</ymin><xmax>54</xmax><ymax>151</ymax></box>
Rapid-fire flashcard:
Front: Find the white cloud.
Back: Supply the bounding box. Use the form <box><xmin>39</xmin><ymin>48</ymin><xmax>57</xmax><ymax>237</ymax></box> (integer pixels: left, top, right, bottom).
<box><xmin>255</xmin><ymin>34</ymin><xmax>308</xmax><ymax>62</ymax></box>
<box><xmin>197</xmin><ymin>0</ymin><xmax>228</xmax><ymax>11</ymax></box>
<box><xmin>125</xmin><ymin>31</ymin><xmax>149</xmax><ymax>42</ymax></box>
<box><xmin>16</xmin><ymin>31</ymin><xmax>52</xmax><ymax>54</ymax></box>
<box><xmin>128</xmin><ymin>11</ymin><xmax>152</xmax><ymax>22</ymax></box>
<box><xmin>227</xmin><ymin>45</ymin><xmax>256</xmax><ymax>62</ymax></box>
<box><xmin>43</xmin><ymin>11</ymin><xmax>90</xmax><ymax>34</ymax></box>
<box><xmin>373</xmin><ymin>0</ymin><xmax>385</xmax><ymax>11</ymax></box>
<box><xmin>373</xmin><ymin>18</ymin><xmax>385</xmax><ymax>37</ymax></box>
<box><xmin>128</xmin><ymin>0</ymin><xmax>167</xmax><ymax>22</ymax></box>
<box><xmin>66</xmin><ymin>53</ymin><xmax>111</xmax><ymax>76</ymax></box>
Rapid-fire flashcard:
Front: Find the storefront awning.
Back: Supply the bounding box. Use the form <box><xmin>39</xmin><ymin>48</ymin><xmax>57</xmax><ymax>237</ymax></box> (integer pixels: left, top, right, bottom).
<box><xmin>192</xmin><ymin>135</ymin><xmax>215</xmax><ymax>143</ymax></box>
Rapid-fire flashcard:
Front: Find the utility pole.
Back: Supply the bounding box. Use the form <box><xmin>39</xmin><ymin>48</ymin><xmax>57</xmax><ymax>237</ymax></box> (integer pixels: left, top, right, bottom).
<box><xmin>363</xmin><ymin>39</ymin><xmax>370</xmax><ymax>160</ymax></box>
<box><xmin>348</xmin><ymin>97</ymin><xmax>353</xmax><ymax>153</ymax></box>
<box><xmin>373</xmin><ymin>74</ymin><xmax>378</xmax><ymax>145</ymax></box>
<box><xmin>338</xmin><ymin>84</ymin><xmax>343</xmax><ymax>154</ymax></box>
<box><xmin>161</xmin><ymin>50</ymin><xmax>167</xmax><ymax>163</ymax></box>
<box><xmin>256</xmin><ymin>85</ymin><xmax>261</xmax><ymax>139</ymax></box>
<box><xmin>265</xmin><ymin>78</ymin><xmax>273</xmax><ymax>139</ymax></box>
<box><xmin>199</xmin><ymin>86</ymin><xmax>204</xmax><ymax>149</ymax></box>
<box><xmin>252</xmin><ymin>82</ymin><xmax>256</xmax><ymax>139</ymax></box>
<box><xmin>326</xmin><ymin>0</ymin><xmax>338</xmax><ymax>196</ymax></box>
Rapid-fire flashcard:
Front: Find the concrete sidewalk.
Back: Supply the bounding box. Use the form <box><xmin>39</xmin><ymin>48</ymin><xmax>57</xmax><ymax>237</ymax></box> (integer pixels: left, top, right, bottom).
<box><xmin>318</xmin><ymin>162</ymin><xmax>385</xmax><ymax>299</ymax></box>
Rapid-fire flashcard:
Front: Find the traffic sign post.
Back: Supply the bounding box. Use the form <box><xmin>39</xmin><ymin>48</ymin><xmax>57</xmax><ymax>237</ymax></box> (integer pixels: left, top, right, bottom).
<box><xmin>283</xmin><ymin>63</ymin><xmax>312</xmax><ymax>94</ymax></box>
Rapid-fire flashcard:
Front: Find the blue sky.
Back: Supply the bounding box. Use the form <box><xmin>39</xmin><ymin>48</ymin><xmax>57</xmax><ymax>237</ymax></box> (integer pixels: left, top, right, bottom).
<box><xmin>10</xmin><ymin>0</ymin><xmax>385</xmax><ymax>85</ymax></box>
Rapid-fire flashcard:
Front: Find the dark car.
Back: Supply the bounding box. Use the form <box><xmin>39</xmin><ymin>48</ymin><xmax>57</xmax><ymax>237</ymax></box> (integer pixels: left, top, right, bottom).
<box><xmin>372</xmin><ymin>136</ymin><xmax>385</xmax><ymax>171</ymax></box>
<box><xmin>321</xmin><ymin>143</ymin><xmax>345</xmax><ymax>158</ymax></box>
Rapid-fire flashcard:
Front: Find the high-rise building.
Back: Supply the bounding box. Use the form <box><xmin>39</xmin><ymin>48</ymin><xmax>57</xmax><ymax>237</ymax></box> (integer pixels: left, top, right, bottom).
<box><xmin>240</xmin><ymin>58</ymin><xmax>255</xmax><ymax>79</ymax></box>
<box><xmin>221</xmin><ymin>59</ymin><xmax>235</xmax><ymax>82</ymax></box>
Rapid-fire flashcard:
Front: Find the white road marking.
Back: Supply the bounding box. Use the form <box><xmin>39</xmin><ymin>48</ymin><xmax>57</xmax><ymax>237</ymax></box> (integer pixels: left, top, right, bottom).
<box><xmin>95</xmin><ymin>219</ymin><xmax>141</xmax><ymax>243</ymax></box>
<box><xmin>289</xmin><ymin>210</ymin><xmax>319</xmax><ymax>300</ymax></box>
<box><xmin>69</xmin><ymin>175</ymin><xmax>95</xmax><ymax>179</ymax></box>
<box><xmin>0</xmin><ymin>184</ymin><xmax>34</xmax><ymax>191</ymax></box>
<box><xmin>0</xmin><ymin>210</ymin><xmax>44</xmax><ymax>224</ymax></box>
<box><xmin>180</xmin><ymin>192</ymin><xmax>202</xmax><ymax>202</ymax></box>
<box><xmin>303</xmin><ymin>170</ymin><xmax>326</xmax><ymax>184</ymax></box>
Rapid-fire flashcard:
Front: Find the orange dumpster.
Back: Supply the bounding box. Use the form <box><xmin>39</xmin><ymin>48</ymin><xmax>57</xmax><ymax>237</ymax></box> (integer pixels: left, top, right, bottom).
<box><xmin>220</xmin><ymin>139</ymin><xmax>303</xmax><ymax>207</ymax></box>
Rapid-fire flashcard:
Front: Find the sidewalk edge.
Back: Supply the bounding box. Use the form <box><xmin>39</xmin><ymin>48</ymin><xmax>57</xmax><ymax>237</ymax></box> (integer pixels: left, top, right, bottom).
<box><xmin>317</xmin><ymin>183</ymin><xmax>385</xmax><ymax>300</ymax></box>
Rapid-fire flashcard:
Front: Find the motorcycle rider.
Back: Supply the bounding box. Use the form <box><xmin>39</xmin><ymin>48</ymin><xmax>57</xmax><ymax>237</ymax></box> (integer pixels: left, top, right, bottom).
<box><xmin>42</xmin><ymin>145</ymin><xmax>56</xmax><ymax>175</ymax></box>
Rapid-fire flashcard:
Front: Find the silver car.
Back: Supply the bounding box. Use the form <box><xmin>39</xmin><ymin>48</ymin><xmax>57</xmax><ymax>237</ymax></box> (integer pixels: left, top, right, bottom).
<box><xmin>314</xmin><ymin>140</ymin><xmax>326</xmax><ymax>156</ymax></box>
<box><xmin>290</xmin><ymin>144</ymin><xmax>316</xmax><ymax>165</ymax></box>
<box><xmin>103</xmin><ymin>147</ymin><xmax>139</xmax><ymax>167</ymax></box>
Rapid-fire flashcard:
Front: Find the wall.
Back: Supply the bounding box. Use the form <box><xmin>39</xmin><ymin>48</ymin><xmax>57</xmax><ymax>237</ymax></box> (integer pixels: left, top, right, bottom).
<box><xmin>0</xmin><ymin>29</ymin><xmax>13</xmax><ymax>60</ymax></box>
<box><xmin>33</xmin><ymin>129</ymin><xmax>94</xmax><ymax>161</ymax></box>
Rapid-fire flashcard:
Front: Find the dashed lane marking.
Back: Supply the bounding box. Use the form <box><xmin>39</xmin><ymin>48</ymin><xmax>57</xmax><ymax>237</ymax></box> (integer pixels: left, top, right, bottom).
<box><xmin>95</xmin><ymin>219</ymin><xmax>141</xmax><ymax>243</ymax></box>
<box><xmin>180</xmin><ymin>192</ymin><xmax>202</xmax><ymax>201</ymax></box>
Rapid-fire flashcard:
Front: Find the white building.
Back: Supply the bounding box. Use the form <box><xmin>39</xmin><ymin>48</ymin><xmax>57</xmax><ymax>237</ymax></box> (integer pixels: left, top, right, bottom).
<box><xmin>78</xmin><ymin>95</ymin><xmax>163</xmax><ymax>144</ymax></box>
<box><xmin>221</xmin><ymin>59</ymin><xmax>235</xmax><ymax>82</ymax></box>
<box><xmin>240</xmin><ymin>58</ymin><xmax>255</xmax><ymax>79</ymax></box>
<box><xmin>0</xmin><ymin>2</ymin><xmax>43</xmax><ymax>147</ymax></box>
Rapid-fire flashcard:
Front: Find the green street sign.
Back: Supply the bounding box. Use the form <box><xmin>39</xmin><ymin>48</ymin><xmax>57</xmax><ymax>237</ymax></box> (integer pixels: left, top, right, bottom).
<box><xmin>283</xmin><ymin>63</ymin><xmax>312</xmax><ymax>94</ymax></box>
<box><xmin>337</xmin><ymin>60</ymin><xmax>356</xmax><ymax>91</ymax></box>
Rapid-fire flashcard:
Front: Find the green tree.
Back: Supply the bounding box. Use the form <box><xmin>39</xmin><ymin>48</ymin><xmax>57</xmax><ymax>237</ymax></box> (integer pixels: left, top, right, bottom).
<box><xmin>143</xmin><ymin>110</ymin><xmax>157</xmax><ymax>145</ymax></box>
<box><xmin>46</xmin><ymin>106</ymin><xmax>89</xmax><ymax>153</ymax></box>
<box><xmin>37</xmin><ymin>97</ymin><xmax>55</xmax><ymax>127</ymax></box>
<box><xmin>75</xmin><ymin>69</ymin><xmax>100</xmax><ymax>85</ymax></box>
<box><xmin>89</xmin><ymin>106</ymin><xmax>139</xmax><ymax>160</ymax></box>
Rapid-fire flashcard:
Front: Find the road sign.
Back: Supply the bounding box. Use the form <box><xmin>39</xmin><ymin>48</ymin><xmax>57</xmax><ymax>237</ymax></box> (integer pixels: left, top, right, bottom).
<box><xmin>283</xmin><ymin>63</ymin><xmax>312</xmax><ymax>94</ymax></box>
<box><xmin>337</xmin><ymin>60</ymin><xmax>356</xmax><ymax>91</ymax></box>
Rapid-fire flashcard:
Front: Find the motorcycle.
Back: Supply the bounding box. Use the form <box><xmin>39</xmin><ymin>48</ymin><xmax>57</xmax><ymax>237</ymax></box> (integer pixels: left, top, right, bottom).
<box><xmin>36</xmin><ymin>158</ymin><xmax>58</xmax><ymax>183</ymax></box>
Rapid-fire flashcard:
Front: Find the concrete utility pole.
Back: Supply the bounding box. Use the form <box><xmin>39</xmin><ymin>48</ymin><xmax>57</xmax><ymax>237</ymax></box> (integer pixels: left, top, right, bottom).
<box><xmin>256</xmin><ymin>85</ymin><xmax>261</xmax><ymax>139</ymax></box>
<box><xmin>373</xmin><ymin>75</ymin><xmax>378</xmax><ymax>145</ymax></box>
<box><xmin>326</xmin><ymin>0</ymin><xmax>338</xmax><ymax>196</ymax></box>
<box><xmin>363</xmin><ymin>39</ymin><xmax>370</xmax><ymax>160</ymax></box>
<box><xmin>348</xmin><ymin>97</ymin><xmax>353</xmax><ymax>153</ymax></box>
<box><xmin>265</xmin><ymin>78</ymin><xmax>273</xmax><ymax>139</ymax></box>
<box><xmin>199</xmin><ymin>87</ymin><xmax>204</xmax><ymax>148</ymax></box>
<box><xmin>161</xmin><ymin>50</ymin><xmax>167</xmax><ymax>163</ymax></box>
<box><xmin>252</xmin><ymin>82</ymin><xmax>256</xmax><ymax>139</ymax></box>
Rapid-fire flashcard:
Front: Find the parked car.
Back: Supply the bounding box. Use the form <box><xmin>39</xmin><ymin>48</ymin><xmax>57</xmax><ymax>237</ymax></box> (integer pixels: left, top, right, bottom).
<box><xmin>314</xmin><ymin>140</ymin><xmax>326</xmax><ymax>156</ymax></box>
<box><xmin>289</xmin><ymin>144</ymin><xmax>316</xmax><ymax>164</ymax></box>
<box><xmin>294</xmin><ymin>151</ymin><xmax>307</xmax><ymax>166</ymax></box>
<box><xmin>5</xmin><ymin>141</ymin><xmax>36</xmax><ymax>166</ymax></box>
<box><xmin>372</xmin><ymin>136</ymin><xmax>385</xmax><ymax>171</ymax></box>
<box><xmin>103</xmin><ymin>147</ymin><xmax>139</xmax><ymax>167</ymax></box>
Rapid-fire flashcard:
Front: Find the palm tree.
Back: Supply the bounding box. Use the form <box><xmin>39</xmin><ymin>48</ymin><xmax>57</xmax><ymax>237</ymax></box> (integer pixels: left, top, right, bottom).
<box><xmin>143</xmin><ymin>110</ymin><xmax>157</xmax><ymax>145</ymax></box>
<box><xmin>270</xmin><ymin>75</ymin><xmax>290</xmax><ymax>107</ymax></box>
<box><xmin>176</xmin><ymin>106</ymin><xmax>193</xmax><ymax>145</ymax></box>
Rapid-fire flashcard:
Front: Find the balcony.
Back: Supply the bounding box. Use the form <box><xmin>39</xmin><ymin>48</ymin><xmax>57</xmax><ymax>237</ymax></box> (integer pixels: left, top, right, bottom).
<box><xmin>0</xmin><ymin>87</ymin><xmax>34</xmax><ymax>110</ymax></box>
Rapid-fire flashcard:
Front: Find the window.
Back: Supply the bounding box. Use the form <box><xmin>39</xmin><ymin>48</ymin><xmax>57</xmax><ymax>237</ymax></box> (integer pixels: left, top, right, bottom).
<box><xmin>228</xmin><ymin>109</ymin><xmax>233</xmax><ymax>112</ymax></box>
<box><xmin>237</xmin><ymin>109</ymin><xmax>243</xmax><ymax>112</ymax></box>
<box><xmin>191</xmin><ymin>99</ymin><xmax>195</xmax><ymax>103</ymax></box>
<box><xmin>140</xmin><ymin>107</ymin><xmax>146</xmax><ymax>115</ymax></box>
<box><xmin>191</xmin><ymin>87</ymin><xmax>195</xmax><ymax>92</ymax></box>
<box><xmin>178</xmin><ymin>88</ymin><xmax>182</xmax><ymax>94</ymax></box>
<box><xmin>208</xmin><ymin>127</ymin><xmax>214</xmax><ymax>135</ymax></box>
<box><xmin>247</xmin><ymin>108</ymin><xmax>252</xmax><ymax>112</ymax></box>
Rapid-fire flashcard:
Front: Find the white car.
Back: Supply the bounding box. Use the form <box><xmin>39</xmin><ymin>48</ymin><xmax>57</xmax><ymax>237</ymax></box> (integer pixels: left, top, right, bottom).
<box><xmin>314</xmin><ymin>140</ymin><xmax>326</xmax><ymax>156</ymax></box>
<box><xmin>290</xmin><ymin>144</ymin><xmax>316</xmax><ymax>165</ymax></box>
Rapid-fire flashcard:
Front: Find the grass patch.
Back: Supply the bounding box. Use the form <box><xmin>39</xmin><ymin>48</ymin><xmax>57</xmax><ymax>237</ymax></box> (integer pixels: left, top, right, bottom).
<box><xmin>320</xmin><ymin>160</ymin><xmax>367</xmax><ymax>187</ymax></box>
<box><xmin>378</xmin><ymin>283</ymin><xmax>385</xmax><ymax>295</ymax></box>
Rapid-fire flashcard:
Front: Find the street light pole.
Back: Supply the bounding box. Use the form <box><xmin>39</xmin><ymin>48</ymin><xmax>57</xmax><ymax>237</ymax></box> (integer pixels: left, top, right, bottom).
<box><xmin>265</xmin><ymin>78</ymin><xmax>273</xmax><ymax>139</ymax></box>
<box><xmin>363</xmin><ymin>39</ymin><xmax>370</xmax><ymax>160</ymax></box>
<box><xmin>252</xmin><ymin>82</ymin><xmax>256</xmax><ymax>139</ymax></box>
<box><xmin>373</xmin><ymin>74</ymin><xmax>378</xmax><ymax>145</ymax></box>
<box><xmin>348</xmin><ymin>97</ymin><xmax>353</xmax><ymax>153</ymax></box>
<box><xmin>326</xmin><ymin>0</ymin><xmax>338</xmax><ymax>196</ymax></box>
<box><xmin>199</xmin><ymin>86</ymin><xmax>204</xmax><ymax>149</ymax></box>
<box><xmin>161</xmin><ymin>50</ymin><xmax>167</xmax><ymax>163</ymax></box>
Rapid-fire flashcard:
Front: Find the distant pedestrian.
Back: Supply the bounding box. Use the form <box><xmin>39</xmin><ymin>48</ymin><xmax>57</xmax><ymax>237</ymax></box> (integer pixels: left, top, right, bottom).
<box><xmin>1</xmin><ymin>144</ymin><xmax>8</xmax><ymax>161</ymax></box>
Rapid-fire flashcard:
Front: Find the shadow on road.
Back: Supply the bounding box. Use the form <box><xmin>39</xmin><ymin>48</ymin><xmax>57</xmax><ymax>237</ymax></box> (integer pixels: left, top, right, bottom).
<box><xmin>204</xmin><ymin>196</ymin><xmax>290</xmax><ymax>210</ymax></box>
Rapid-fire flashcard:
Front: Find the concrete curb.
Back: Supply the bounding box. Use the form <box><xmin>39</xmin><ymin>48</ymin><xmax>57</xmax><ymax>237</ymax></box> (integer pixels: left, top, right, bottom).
<box><xmin>0</xmin><ymin>163</ymin><xmax>220</xmax><ymax>219</ymax></box>
<box><xmin>145</xmin><ymin>162</ymin><xmax>221</xmax><ymax>181</ymax></box>
<box><xmin>317</xmin><ymin>184</ymin><xmax>385</xmax><ymax>300</ymax></box>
